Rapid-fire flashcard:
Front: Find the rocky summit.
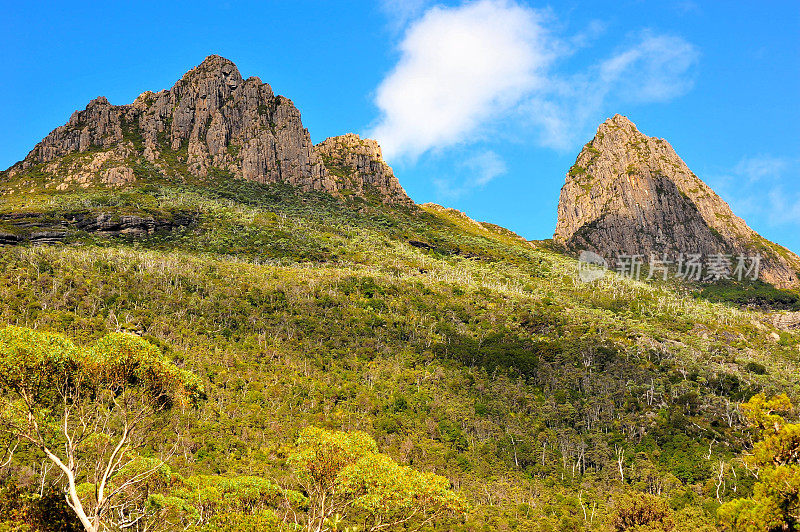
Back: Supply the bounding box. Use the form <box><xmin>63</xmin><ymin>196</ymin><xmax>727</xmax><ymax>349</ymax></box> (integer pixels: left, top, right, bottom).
<box><xmin>315</xmin><ymin>133</ymin><xmax>411</xmax><ymax>205</ymax></box>
<box><xmin>5</xmin><ymin>55</ymin><xmax>411</xmax><ymax>205</ymax></box>
<box><xmin>554</xmin><ymin>114</ymin><xmax>800</xmax><ymax>288</ymax></box>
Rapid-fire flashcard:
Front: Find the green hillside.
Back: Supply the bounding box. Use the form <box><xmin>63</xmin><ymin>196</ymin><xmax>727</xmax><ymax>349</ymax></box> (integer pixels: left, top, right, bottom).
<box><xmin>1</xmin><ymin>174</ymin><xmax>799</xmax><ymax>530</ymax></box>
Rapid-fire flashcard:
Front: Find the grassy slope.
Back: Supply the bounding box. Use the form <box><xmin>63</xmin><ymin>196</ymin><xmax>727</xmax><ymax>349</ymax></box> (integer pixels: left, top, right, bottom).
<box><xmin>1</xmin><ymin>173</ymin><xmax>799</xmax><ymax>529</ymax></box>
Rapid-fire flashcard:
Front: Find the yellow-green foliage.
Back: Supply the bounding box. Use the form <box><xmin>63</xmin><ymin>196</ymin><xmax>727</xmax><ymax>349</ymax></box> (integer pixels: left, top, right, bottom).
<box><xmin>607</xmin><ymin>493</ymin><xmax>716</xmax><ymax>532</ymax></box>
<box><xmin>608</xmin><ymin>492</ymin><xmax>674</xmax><ymax>531</ymax></box>
<box><xmin>0</xmin><ymin>326</ymin><xmax>203</xmax><ymax>404</ymax></box>
<box><xmin>148</xmin><ymin>473</ymin><xmax>304</xmax><ymax>531</ymax></box>
<box><xmin>718</xmin><ymin>394</ymin><xmax>800</xmax><ymax>531</ymax></box>
<box><xmin>129</xmin><ymin>427</ymin><xmax>465</xmax><ymax>531</ymax></box>
<box><xmin>289</xmin><ymin>427</ymin><xmax>467</xmax><ymax>531</ymax></box>
<box><xmin>86</xmin><ymin>332</ymin><xmax>205</xmax><ymax>404</ymax></box>
<box><xmin>1</xmin><ymin>179</ymin><xmax>799</xmax><ymax>530</ymax></box>
<box><xmin>338</xmin><ymin>453</ymin><xmax>468</xmax><ymax>524</ymax></box>
<box><xmin>0</xmin><ymin>327</ymin><xmax>206</xmax><ymax>531</ymax></box>
<box><xmin>290</xmin><ymin>427</ymin><xmax>378</xmax><ymax>491</ymax></box>
<box><xmin>0</xmin><ymin>326</ymin><xmax>78</xmax><ymax>395</ymax></box>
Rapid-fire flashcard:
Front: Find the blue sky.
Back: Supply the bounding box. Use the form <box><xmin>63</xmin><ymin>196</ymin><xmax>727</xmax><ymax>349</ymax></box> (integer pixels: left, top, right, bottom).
<box><xmin>2</xmin><ymin>1</ymin><xmax>798</xmax><ymax>252</ymax></box>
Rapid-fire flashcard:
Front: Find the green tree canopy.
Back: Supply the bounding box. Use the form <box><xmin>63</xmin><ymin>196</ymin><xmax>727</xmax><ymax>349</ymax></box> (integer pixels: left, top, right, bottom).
<box><xmin>288</xmin><ymin>426</ymin><xmax>468</xmax><ymax>531</ymax></box>
<box><xmin>146</xmin><ymin>472</ymin><xmax>307</xmax><ymax>531</ymax></box>
<box><xmin>718</xmin><ymin>393</ymin><xmax>800</xmax><ymax>531</ymax></box>
<box><xmin>608</xmin><ymin>492</ymin><xmax>675</xmax><ymax>532</ymax></box>
<box><xmin>0</xmin><ymin>326</ymin><xmax>204</xmax><ymax>532</ymax></box>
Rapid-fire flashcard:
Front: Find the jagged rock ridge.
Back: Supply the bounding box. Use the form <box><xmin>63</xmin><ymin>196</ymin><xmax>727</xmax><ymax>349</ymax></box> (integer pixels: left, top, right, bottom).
<box><xmin>554</xmin><ymin>114</ymin><xmax>800</xmax><ymax>288</ymax></box>
<box><xmin>5</xmin><ymin>55</ymin><xmax>411</xmax><ymax>205</ymax></box>
<box><xmin>315</xmin><ymin>134</ymin><xmax>411</xmax><ymax>205</ymax></box>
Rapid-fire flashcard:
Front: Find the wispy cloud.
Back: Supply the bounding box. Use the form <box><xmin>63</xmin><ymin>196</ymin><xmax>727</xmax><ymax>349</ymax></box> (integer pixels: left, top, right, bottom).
<box><xmin>767</xmin><ymin>187</ymin><xmax>800</xmax><ymax>225</ymax></box>
<box><xmin>523</xmin><ymin>31</ymin><xmax>699</xmax><ymax>150</ymax></box>
<box><xmin>433</xmin><ymin>149</ymin><xmax>507</xmax><ymax>198</ymax></box>
<box><xmin>379</xmin><ymin>0</ymin><xmax>432</xmax><ymax>33</ymax></box>
<box><xmin>710</xmin><ymin>155</ymin><xmax>800</xmax><ymax>226</ymax></box>
<box><xmin>734</xmin><ymin>155</ymin><xmax>789</xmax><ymax>183</ymax></box>
<box><xmin>672</xmin><ymin>1</ymin><xmax>701</xmax><ymax>15</ymax></box>
<box><xmin>466</xmin><ymin>149</ymin><xmax>506</xmax><ymax>187</ymax></box>
<box><xmin>600</xmin><ymin>32</ymin><xmax>698</xmax><ymax>103</ymax></box>
<box><xmin>368</xmin><ymin>0</ymin><xmax>699</xmax><ymax>164</ymax></box>
<box><xmin>567</xmin><ymin>19</ymin><xmax>608</xmax><ymax>50</ymax></box>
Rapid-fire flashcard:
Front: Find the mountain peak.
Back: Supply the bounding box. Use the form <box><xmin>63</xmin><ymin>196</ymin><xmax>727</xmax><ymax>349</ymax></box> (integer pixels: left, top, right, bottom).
<box><xmin>6</xmin><ymin>56</ymin><xmax>413</xmax><ymax>206</ymax></box>
<box><xmin>607</xmin><ymin>113</ymin><xmax>635</xmax><ymax>126</ymax></box>
<box><xmin>555</xmin><ymin>117</ymin><xmax>800</xmax><ymax>288</ymax></box>
<box><xmin>87</xmin><ymin>96</ymin><xmax>111</xmax><ymax>107</ymax></box>
<box><xmin>195</xmin><ymin>55</ymin><xmax>240</xmax><ymax>76</ymax></box>
<box><xmin>595</xmin><ymin>114</ymin><xmax>642</xmax><ymax>140</ymax></box>
<box><xmin>199</xmin><ymin>54</ymin><xmax>237</xmax><ymax>67</ymax></box>
<box><xmin>175</xmin><ymin>54</ymin><xmax>243</xmax><ymax>93</ymax></box>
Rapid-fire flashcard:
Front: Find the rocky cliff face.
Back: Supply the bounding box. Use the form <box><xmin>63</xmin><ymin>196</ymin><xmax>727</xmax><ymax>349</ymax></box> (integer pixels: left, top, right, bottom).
<box><xmin>554</xmin><ymin>115</ymin><xmax>800</xmax><ymax>288</ymax></box>
<box><xmin>315</xmin><ymin>134</ymin><xmax>412</xmax><ymax>205</ymax></box>
<box><xmin>6</xmin><ymin>55</ymin><xmax>411</xmax><ymax>205</ymax></box>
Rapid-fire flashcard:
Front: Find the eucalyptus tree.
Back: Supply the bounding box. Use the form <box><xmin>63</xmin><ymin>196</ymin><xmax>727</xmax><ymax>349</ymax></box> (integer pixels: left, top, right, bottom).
<box><xmin>289</xmin><ymin>426</ymin><xmax>468</xmax><ymax>531</ymax></box>
<box><xmin>0</xmin><ymin>326</ymin><xmax>203</xmax><ymax>532</ymax></box>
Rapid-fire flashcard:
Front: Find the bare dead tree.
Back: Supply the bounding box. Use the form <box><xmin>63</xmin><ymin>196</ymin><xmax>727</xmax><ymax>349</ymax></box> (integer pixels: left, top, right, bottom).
<box><xmin>615</xmin><ymin>445</ymin><xmax>625</xmax><ymax>484</ymax></box>
<box><xmin>715</xmin><ymin>461</ymin><xmax>726</xmax><ymax>503</ymax></box>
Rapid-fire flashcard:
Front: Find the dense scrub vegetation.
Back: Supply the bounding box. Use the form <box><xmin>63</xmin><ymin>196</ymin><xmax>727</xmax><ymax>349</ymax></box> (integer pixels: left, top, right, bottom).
<box><xmin>698</xmin><ymin>279</ymin><xmax>800</xmax><ymax>310</ymax></box>
<box><xmin>0</xmin><ymin>179</ymin><xmax>799</xmax><ymax>530</ymax></box>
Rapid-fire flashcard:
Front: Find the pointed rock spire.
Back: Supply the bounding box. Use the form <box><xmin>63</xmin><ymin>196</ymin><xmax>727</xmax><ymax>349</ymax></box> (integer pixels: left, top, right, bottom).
<box><xmin>554</xmin><ymin>115</ymin><xmax>800</xmax><ymax>288</ymax></box>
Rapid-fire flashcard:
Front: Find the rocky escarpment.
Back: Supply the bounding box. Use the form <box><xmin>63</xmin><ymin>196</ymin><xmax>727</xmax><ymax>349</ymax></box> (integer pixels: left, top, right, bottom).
<box><xmin>5</xmin><ymin>55</ymin><xmax>411</xmax><ymax>205</ymax></box>
<box><xmin>315</xmin><ymin>134</ymin><xmax>411</xmax><ymax>204</ymax></box>
<box><xmin>554</xmin><ymin>115</ymin><xmax>800</xmax><ymax>289</ymax></box>
<box><xmin>0</xmin><ymin>211</ymin><xmax>193</xmax><ymax>245</ymax></box>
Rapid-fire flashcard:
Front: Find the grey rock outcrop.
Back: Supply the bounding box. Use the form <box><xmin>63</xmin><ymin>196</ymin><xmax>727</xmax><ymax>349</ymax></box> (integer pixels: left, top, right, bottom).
<box><xmin>772</xmin><ymin>311</ymin><xmax>800</xmax><ymax>330</ymax></box>
<box><xmin>18</xmin><ymin>55</ymin><xmax>330</xmax><ymax>189</ymax></box>
<box><xmin>0</xmin><ymin>211</ymin><xmax>193</xmax><ymax>245</ymax></box>
<box><xmin>554</xmin><ymin>115</ymin><xmax>800</xmax><ymax>288</ymax></box>
<box><xmin>315</xmin><ymin>134</ymin><xmax>412</xmax><ymax>204</ymax></box>
<box><xmin>8</xmin><ymin>56</ymin><xmax>410</xmax><ymax>204</ymax></box>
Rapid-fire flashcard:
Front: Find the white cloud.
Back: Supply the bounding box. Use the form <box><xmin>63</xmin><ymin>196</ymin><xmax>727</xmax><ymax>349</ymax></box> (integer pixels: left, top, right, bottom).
<box><xmin>524</xmin><ymin>32</ymin><xmax>699</xmax><ymax>150</ymax></box>
<box><xmin>379</xmin><ymin>0</ymin><xmax>431</xmax><ymax>32</ymax></box>
<box><xmin>747</xmin><ymin>156</ymin><xmax>800</xmax><ymax>225</ymax></box>
<box><xmin>767</xmin><ymin>187</ymin><xmax>800</xmax><ymax>225</ymax></box>
<box><xmin>734</xmin><ymin>155</ymin><xmax>788</xmax><ymax>183</ymax></box>
<box><xmin>367</xmin><ymin>0</ymin><xmax>556</xmax><ymax>161</ymax></box>
<box><xmin>600</xmin><ymin>33</ymin><xmax>698</xmax><ymax>102</ymax></box>
<box><xmin>466</xmin><ymin>149</ymin><xmax>506</xmax><ymax>186</ymax></box>
<box><xmin>368</xmin><ymin>0</ymin><xmax>700</xmax><ymax>201</ymax></box>
<box><xmin>568</xmin><ymin>19</ymin><xmax>608</xmax><ymax>50</ymax></box>
<box><xmin>368</xmin><ymin>1</ymin><xmax>699</xmax><ymax>163</ymax></box>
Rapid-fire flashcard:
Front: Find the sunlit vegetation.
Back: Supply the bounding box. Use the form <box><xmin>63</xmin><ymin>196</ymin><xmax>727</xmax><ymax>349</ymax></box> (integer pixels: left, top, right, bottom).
<box><xmin>0</xmin><ymin>327</ymin><xmax>203</xmax><ymax>531</ymax></box>
<box><xmin>0</xmin><ymin>178</ymin><xmax>798</xmax><ymax>530</ymax></box>
<box><xmin>717</xmin><ymin>394</ymin><xmax>800</xmax><ymax>531</ymax></box>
